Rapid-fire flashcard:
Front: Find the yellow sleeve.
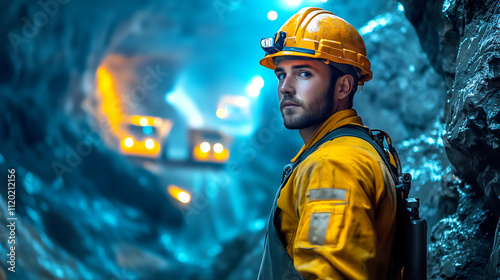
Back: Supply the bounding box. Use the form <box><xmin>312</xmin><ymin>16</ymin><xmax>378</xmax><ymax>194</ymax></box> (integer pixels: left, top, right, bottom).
<box><xmin>292</xmin><ymin>149</ymin><xmax>387</xmax><ymax>280</ymax></box>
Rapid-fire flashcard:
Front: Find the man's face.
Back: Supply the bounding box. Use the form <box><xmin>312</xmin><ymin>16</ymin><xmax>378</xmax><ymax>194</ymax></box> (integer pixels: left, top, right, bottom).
<box><xmin>274</xmin><ymin>59</ymin><xmax>333</xmax><ymax>130</ymax></box>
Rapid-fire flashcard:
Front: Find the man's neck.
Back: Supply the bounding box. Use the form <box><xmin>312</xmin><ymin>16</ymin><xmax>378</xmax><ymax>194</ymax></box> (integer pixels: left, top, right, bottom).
<box><xmin>298</xmin><ymin>122</ymin><xmax>324</xmax><ymax>144</ymax></box>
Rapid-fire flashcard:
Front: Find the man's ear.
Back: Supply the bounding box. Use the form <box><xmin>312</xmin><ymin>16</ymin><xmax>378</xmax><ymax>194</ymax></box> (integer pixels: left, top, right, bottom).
<box><xmin>335</xmin><ymin>74</ymin><xmax>354</xmax><ymax>100</ymax></box>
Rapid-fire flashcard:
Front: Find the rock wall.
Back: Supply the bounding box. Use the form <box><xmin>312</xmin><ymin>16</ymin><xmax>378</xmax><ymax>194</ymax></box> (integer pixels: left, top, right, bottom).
<box><xmin>401</xmin><ymin>0</ymin><xmax>500</xmax><ymax>278</ymax></box>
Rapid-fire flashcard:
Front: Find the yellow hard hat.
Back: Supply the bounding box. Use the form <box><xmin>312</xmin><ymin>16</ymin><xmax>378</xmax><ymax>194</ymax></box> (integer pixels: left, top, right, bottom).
<box><xmin>259</xmin><ymin>7</ymin><xmax>372</xmax><ymax>84</ymax></box>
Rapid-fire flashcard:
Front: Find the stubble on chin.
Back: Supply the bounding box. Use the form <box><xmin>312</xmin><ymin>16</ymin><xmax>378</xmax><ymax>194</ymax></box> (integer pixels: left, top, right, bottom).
<box><xmin>281</xmin><ymin>102</ymin><xmax>333</xmax><ymax>130</ymax></box>
<box><xmin>281</xmin><ymin>108</ymin><xmax>312</xmax><ymax>129</ymax></box>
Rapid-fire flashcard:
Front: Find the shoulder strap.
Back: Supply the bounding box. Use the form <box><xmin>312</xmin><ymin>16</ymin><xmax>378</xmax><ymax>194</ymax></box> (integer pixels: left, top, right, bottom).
<box><xmin>283</xmin><ymin>124</ymin><xmax>397</xmax><ymax>185</ymax></box>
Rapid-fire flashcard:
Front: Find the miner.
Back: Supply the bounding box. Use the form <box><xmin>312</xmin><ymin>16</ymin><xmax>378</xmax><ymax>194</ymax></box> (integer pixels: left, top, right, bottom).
<box><xmin>257</xmin><ymin>7</ymin><xmax>398</xmax><ymax>279</ymax></box>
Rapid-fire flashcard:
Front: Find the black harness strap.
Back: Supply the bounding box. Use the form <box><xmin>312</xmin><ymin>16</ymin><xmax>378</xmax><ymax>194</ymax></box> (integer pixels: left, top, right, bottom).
<box><xmin>281</xmin><ymin>124</ymin><xmax>395</xmax><ymax>186</ymax></box>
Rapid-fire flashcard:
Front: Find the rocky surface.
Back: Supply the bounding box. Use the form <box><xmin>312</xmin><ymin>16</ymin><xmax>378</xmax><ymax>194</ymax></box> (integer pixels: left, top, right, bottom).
<box><xmin>401</xmin><ymin>0</ymin><xmax>500</xmax><ymax>278</ymax></box>
<box><xmin>355</xmin><ymin>7</ymin><xmax>446</xmax><ymax>142</ymax></box>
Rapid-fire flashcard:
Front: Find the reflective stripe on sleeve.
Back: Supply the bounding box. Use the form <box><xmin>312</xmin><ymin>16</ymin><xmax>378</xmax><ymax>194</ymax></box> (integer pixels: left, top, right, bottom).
<box><xmin>309</xmin><ymin>188</ymin><xmax>347</xmax><ymax>201</ymax></box>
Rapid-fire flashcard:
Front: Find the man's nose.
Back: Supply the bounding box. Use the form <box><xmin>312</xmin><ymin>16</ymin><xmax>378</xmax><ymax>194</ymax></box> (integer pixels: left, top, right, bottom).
<box><xmin>279</xmin><ymin>75</ymin><xmax>295</xmax><ymax>96</ymax></box>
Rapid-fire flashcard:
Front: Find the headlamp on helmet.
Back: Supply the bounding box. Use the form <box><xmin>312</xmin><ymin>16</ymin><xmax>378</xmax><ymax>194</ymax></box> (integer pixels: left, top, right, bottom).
<box><xmin>260</xmin><ymin>31</ymin><xmax>286</xmax><ymax>55</ymax></box>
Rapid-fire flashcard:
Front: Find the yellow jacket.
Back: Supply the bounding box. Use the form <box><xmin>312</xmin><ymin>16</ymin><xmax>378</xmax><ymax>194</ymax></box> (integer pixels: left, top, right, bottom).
<box><xmin>277</xmin><ymin>109</ymin><xmax>397</xmax><ymax>280</ymax></box>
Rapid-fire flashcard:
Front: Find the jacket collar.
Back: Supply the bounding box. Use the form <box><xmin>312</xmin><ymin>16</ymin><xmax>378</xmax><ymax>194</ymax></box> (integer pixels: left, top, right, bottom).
<box><xmin>291</xmin><ymin>109</ymin><xmax>365</xmax><ymax>163</ymax></box>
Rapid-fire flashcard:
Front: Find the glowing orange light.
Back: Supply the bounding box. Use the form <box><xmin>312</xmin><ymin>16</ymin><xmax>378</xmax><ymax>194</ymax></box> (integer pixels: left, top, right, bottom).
<box><xmin>96</xmin><ymin>67</ymin><xmax>123</xmax><ymax>132</ymax></box>
<box><xmin>120</xmin><ymin>137</ymin><xmax>160</xmax><ymax>156</ymax></box>
<box><xmin>130</xmin><ymin>115</ymin><xmax>156</xmax><ymax>126</ymax></box>
<box><xmin>168</xmin><ymin>185</ymin><xmax>191</xmax><ymax>204</ymax></box>
<box><xmin>193</xmin><ymin>143</ymin><xmax>210</xmax><ymax>160</ymax></box>
<box><xmin>213</xmin><ymin>148</ymin><xmax>229</xmax><ymax>161</ymax></box>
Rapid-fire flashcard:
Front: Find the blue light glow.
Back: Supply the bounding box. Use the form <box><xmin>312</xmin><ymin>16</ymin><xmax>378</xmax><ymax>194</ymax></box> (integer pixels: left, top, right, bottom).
<box><xmin>442</xmin><ymin>0</ymin><xmax>452</xmax><ymax>12</ymax></box>
<box><xmin>176</xmin><ymin>252</ymin><xmax>189</xmax><ymax>262</ymax></box>
<box><xmin>249</xmin><ymin>219</ymin><xmax>266</xmax><ymax>231</ymax></box>
<box><xmin>102</xmin><ymin>212</ymin><xmax>118</xmax><ymax>226</ymax></box>
<box><xmin>207</xmin><ymin>245</ymin><xmax>222</xmax><ymax>257</ymax></box>
<box><xmin>41</xmin><ymin>232</ymin><xmax>54</xmax><ymax>250</ymax></box>
<box><xmin>285</xmin><ymin>0</ymin><xmax>302</xmax><ymax>6</ymax></box>
<box><xmin>161</xmin><ymin>233</ymin><xmax>172</xmax><ymax>245</ymax></box>
<box><xmin>246</xmin><ymin>84</ymin><xmax>260</xmax><ymax>97</ymax></box>
<box><xmin>165</xmin><ymin>73</ymin><xmax>204</xmax><ymax>128</ymax></box>
<box><xmin>55</xmin><ymin>268</ymin><xmax>65</xmax><ymax>278</ymax></box>
<box><xmin>143</xmin><ymin>125</ymin><xmax>153</xmax><ymax>135</ymax></box>
<box><xmin>27</xmin><ymin>207</ymin><xmax>41</xmax><ymax>223</ymax></box>
<box><xmin>359</xmin><ymin>13</ymin><xmax>393</xmax><ymax>35</ymax></box>
<box><xmin>398</xmin><ymin>3</ymin><xmax>405</xmax><ymax>12</ymax></box>
<box><xmin>24</xmin><ymin>172</ymin><xmax>42</xmax><ymax>195</ymax></box>
<box><xmin>247</xmin><ymin>76</ymin><xmax>265</xmax><ymax>97</ymax></box>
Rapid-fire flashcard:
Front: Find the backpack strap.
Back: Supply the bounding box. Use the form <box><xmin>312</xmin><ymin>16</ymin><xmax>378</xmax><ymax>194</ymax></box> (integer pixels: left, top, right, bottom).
<box><xmin>282</xmin><ymin>124</ymin><xmax>398</xmax><ymax>186</ymax></box>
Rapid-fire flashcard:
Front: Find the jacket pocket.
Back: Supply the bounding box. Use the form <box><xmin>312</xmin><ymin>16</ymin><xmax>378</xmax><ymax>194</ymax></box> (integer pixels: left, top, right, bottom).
<box><xmin>296</xmin><ymin>202</ymin><xmax>347</xmax><ymax>248</ymax></box>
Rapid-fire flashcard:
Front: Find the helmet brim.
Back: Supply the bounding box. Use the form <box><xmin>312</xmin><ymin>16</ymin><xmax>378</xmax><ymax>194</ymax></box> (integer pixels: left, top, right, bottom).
<box><xmin>260</xmin><ymin>51</ymin><xmax>372</xmax><ymax>85</ymax></box>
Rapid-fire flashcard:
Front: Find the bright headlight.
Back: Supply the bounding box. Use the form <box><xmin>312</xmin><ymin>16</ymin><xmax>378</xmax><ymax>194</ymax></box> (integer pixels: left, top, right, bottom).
<box><xmin>200</xmin><ymin>142</ymin><xmax>211</xmax><ymax>153</ymax></box>
<box><xmin>124</xmin><ymin>137</ymin><xmax>134</xmax><ymax>147</ymax></box>
<box><xmin>145</xmin><ymin>139</ymin><xmax>155</xmax><ymax>149</ymax></box>
<box><xmin>213</xmin><ymin>143</ymin><xmax>224</xmax><ymax>154</ymax></box>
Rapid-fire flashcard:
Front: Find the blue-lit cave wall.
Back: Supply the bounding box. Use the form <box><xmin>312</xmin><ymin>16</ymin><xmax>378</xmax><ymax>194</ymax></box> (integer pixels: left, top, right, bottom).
<box><xmin>0</xmin><ymin>0</ymin><xmax>498</xmax><ymax>279</ymax></box>
<box><xmin>401</xmin><ymin>0</ymin><xmax>500</xmax><ymax>278</ymax></box>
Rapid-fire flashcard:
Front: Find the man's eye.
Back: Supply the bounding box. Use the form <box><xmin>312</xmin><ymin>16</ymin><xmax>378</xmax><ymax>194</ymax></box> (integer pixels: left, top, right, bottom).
<box><xmin>277</xmin><ymin>73</ymin><xmax>285</xmax><ymax>80</ymax></box>
<box><xmin>299</xmin><ymin>71</ymin><xmax>311</xmax><ymax>78</ymax></box>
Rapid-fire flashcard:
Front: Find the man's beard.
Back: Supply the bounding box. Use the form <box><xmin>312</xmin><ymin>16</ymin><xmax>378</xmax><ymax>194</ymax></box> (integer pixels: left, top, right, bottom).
<box><xmin>280</xmin><ymin>91</ymin><xmax>333</xmax><ymax>130</ymax></box>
